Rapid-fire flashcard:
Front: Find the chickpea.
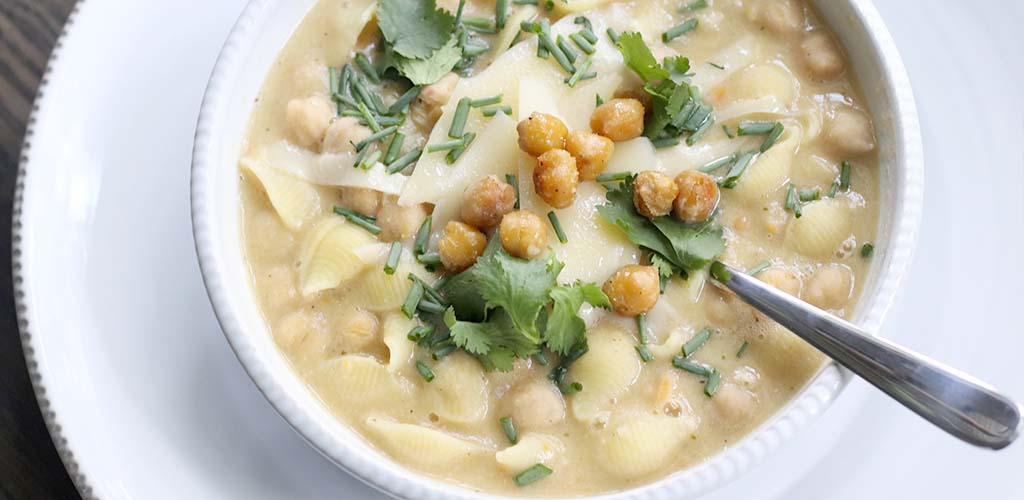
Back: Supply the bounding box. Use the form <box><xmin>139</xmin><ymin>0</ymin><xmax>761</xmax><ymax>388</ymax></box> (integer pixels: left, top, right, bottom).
<box><xmin>517</xmin><ymin>112</ymin><xmax>569</xmax><ymax>156</ymax></box>
<box><xmin>533</xmin><ymin>149</ymin><xmax>579</xmax><ymax>208</ymax></box>
<box><xmin>633</xmin><ymin>170</ymin><xmax>679</xmax><ymax>218</ymax></box>
<box><xmin>673</xmin><ymin>170</ymin><xmax>720</xmax><ymax>224</ymax></box>
<box><xmin>800</xmin><ymin>32</ymin><xmax>845</xmax><ymax>80</ymax></box>
<box><xmin>411</xmin><ymin>72</ymin><xmax>460</xmax><ymax>131</ymax></box>
<box><xmin>803</xmin><ymin>264</ymin><xmax>853</xmax><ymax>310</ymax></box>
<box><xmin>499</xmin><ymin>210</ymin><xmax>548</xmax><ymax>259</ymax></box>
<box><xmin>274</xmin><ymin>309</ymin><xmax>311</xmax><ymax>349</ymax></box>
<box><xmin>713</xmin><ymin>383</ymin><xmax>757</xmax><ymax>422</ymax></box>
<box><xmin>590</xmin><ymin>98</ymin><xmax>645</xmax><ymax>141</ymax></box>
<box><xmin>613</xmin><ymin>87</ymin><xmax>653</xmax><ymax>115</ymax></box>
<box><xmin>753</xmin><ymin>0</ymin><xmax>804</xmax><ymax>36</ymax></box>
<box><xmin>338</xmin><ymin>187</ymin><xmax>382</xmax><ymax>217</ymax></box>
<box><xmin>825</xmin><ymin>107</ymin><xmax>875</xmax><ymax>157</ymax></box>
<box><xmin>333</xmin><ymin>309</ymin><xmax>379</xmax><ymax>352</ymax></box>
<box><xmin>461</xmin><ymin>175</ymin><xmax>516</xmax><ymax>229</ymax></box>
<box><xmin>509</xmin><ymin>381</ymin><xmax>566</xmax><ymax>429</ymax></box>
<box><xmin>438</xmin><ymin>221</ymin><xmax>487</xmax><ymax>273</ymax></box>
<box><xmin>757</xmin><ymin>266</ymin><xmax>802</xmax><ymax>297</ymax></box>
<box><xmin>285</xmin><ymin>96</ymin><xmax>334</xmax><ymax>149</ymax></box>
<box><xmin>377</xmin><ymin>195</ymin><xmax>428</xmax><ymax>241</ymax></box>
<box><xmin>322</xmin><ymin>117</ymin><xmax>372</xmax><ymax>154</ymax></box>
<box><xmin>565</xmin><ymin>130</ymin><xmax>615</xmax><ymax>180</ymax></box>
<box><xmin>603</xmin><ymin>265</ymin><xmax>660</xmax><ymax>316</ymax></box>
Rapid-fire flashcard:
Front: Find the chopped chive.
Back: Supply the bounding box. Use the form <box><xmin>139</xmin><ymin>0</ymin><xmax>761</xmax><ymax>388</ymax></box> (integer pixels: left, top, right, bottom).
<box><xmin>432</xmin><ymin>274</ymin><xmax>450</xmax><ymax>292</ymax></box>
<box><xmin>839</xmin><ymin>160</ymin><xmax>852</xmax><ymax>190</ymax></box>
<box><xmin>402</xmin><ymin>281</ymin><xmax>424</xmax><ymax>318</ymax></box>
<box><xmin>704</xmin><ymin>369</ymin><xmax>721</xmax><ymax>396</ymax></box>
<box><xmin>709</xmin><ymin>261</ymin><xmax>731</xmax><ymax>282</ymax></box>
<box><xmin>580</xmin><ymin>27</ymin><xmax>598</xmax><ymax>44</ymax></box>
<box><xmin>708</xmin><ymin>61</ymin><xmax>725</xmax><ymax>70</ymax></box>
<box><xmin>569</xmin><ymin>32</ymin><xmax>596</xmax><ymax>54</ymax></box>
<box><xmin>681</xmin><ymin>104</ymin><xmax>713</xmax><ymax>132</ymax></box>
<box><xmin>427</xmin><ymin>138</ymin><xmax>470</xmax><ymax>153</ymax></box>
<box><xmin>718</xmin><ymin>151</ymin><xmax>755</xmax><ymax>188</ymax></box>
<box><xmin>748</xmin><ymin>261</ymin><xmax>771</xmax><ymax>276</ymax></box>
<box><xmin>784</xmin><ymin>183</ymin><xmax>802</xmax><ymax>217</ymax></box>
<box><xmin>359</xmin><ymin>115</ymin><xmax>403</xmax><ymax>128</ymax></box>
<box><xmin>469</xmin><ymin>94</ymin><xmax>503</xmax><ymax>107</ymax></box>
<box><xmin>416</xmin><ymin>361</ymin><xmax>435</xmax><ymax>382</ymax></box>
<box><xmin>636</xmin><ymin>313</ymin><xmax>650</xmax><ymax>344</ymax></box>
<box><xmin>462</xmin><ymin>41</ymin><xmax>490</xmax><ymax>57</ymax></box>
<box><xmin>514</xmin><ymin>464</ymin><xmax>552</xmax><ymax>486</ymax></box>
<box><xmin>448</xmin><ymin>97</ymin><xmax>472</xmax><ymax>138</ymax></box>
<box><xmin>679</xmin><ymin>0</ymin><xmax>708</xmax><ymax>12</ymax></box>
<box><xmin>535</xmin><ymin>24</ymin><xmax>576</xmax><ymax>74</ymax></box>
<box><xmin>828</xmin><ymin>180</ymin><xmax>841</xmax><ymax>198</ymax></box>
<box><xmin>464</xmin><ymin>24</ymin><xmax>498</xmax><ymax>34</ymax></box>
<box><xmin>355</xmin><ymin>53</ymin><xmax>379</xmax><ymax>84</ymax></box>
<box><xmin>736</xmin><ymin>340</ymin><xmax>750</xmax><ymax>358</ymax></box>
<box><xmin>514</xmin><ymin>0</ymin><xmax>538</xmax><ymax>3</ymax></box>
<box><xmin>358</xmin><ymin>149</ymin><xmax>381</xmax><ymax>170</ymax></box>
<box><xmin>352</xmin><ymin>79</ymin><xmax>381</xmax><ymax>114</ymax></box>
<box><xmin>355</xmin><ymin>125</ymin><xmax>398</xmax><ymax>152</ymax></box>
<box><xmin>861</xmin><ymin>242</ymin><xmax>875</xmax><ymax>258</ymax></box>
<box><xmin>329</xmin><ymin>67</ymin><xmax>341</xmax><ymax>95</ymax></box>
<box><xmin>388</xmin><ymin>86</ymin><xmax>421</xmax><ymax>115</ymax></box>
<box><xmin>663</xmin><ymin>19</ymin><xmax>698</xmax><ymax>43</ymax></box>
<box><xmin>635</xmin><ymin>344</ymin><xmax>654</xmax><ymax>363</ymax></box>
<box><xmin>416</xmin><ymin>297</ymin><xmax>446</xmax><ymax>315</ymax></box>
<box><xmin>454</xmin><ymin>0</ymin><xmax>466</xmax><ymax>24</ymax></box>
<box><xmin>799</xmin><ymin>186</ymin><xmax>821</xmax><ymax>202</ymax></box>
<box><xmin>596</xmin><ymin>171</ymin><xmax>632</xmax><ymax>183</ymax></box>
<box><xmin>606</xmin><ymin>27</ymin><xmax>620</xmax><ymax>43</ymax></box>
<box><xmin>558</xmin><ymin>381</ymin><xmax>583</xmax><ymax>394</ymax></box>
<box><xmin>547</xmin><ymin>211</ymin><xmax>568</xmax><ymax>243</ymax></box>
<box><xmin>416</xmin><ymin>252</ymin><xmax>443</xmax><ymax>268</ymax></box>
<box><xmin>383</xmin><ymin>132</ymin><xmax>405</xmax><ymax>165</ymax></box>
<box><xmin>699</xmin><ymin>154</ymin><xmax>736</xmax><ymax>173</ymax></box>
<box><xmin>500</xmin><ymin>416</ymin><xmax>518</xmax><ymax>444</ymax></box>
<box><xmin>506</xmin><ymin>173</ymin><xmax>520</xmax><ymax>209</ymax></box>
<box><xmin>759</xmin><ymin>122</ymin><xmax>785</xmax><ymax>152</ymax></box>
<box><xmin>672</xmin><ymin>355</ymin><xmax>713</xmax><ymax>377</ymax></box>
<box><xmin>722</xmin><ymin>125</ymin><xmax>735</xmax><ymax>138</ymax></box>
<box><xmin>577</xmin><ymin>72</ymin><xmax>597</xmax><ymax>81</ymax></box>
<box><xmin>357</xmin><ymin>102</ymin><xmax>381</xmax><ymax>132</ymax></box>
<box><xmin>408</xmin><ymin>273</ymin><xmax>447</xmax><ymax>305</ymax></box>
<box><xmin>595</xmin><ymin>94</ymin><xmax>604</xmax><ymax>106</ymax></box>
<box><xmin>520</xmin><ymin>20</ymin><xmax>539</xmax><ymax>32</ymax></box>
<box><xmin>686</xmin><ymin>114</ymin><xmax>715</xmax><ymax>145</ymax></box>
<box><xmin>432</xmin><ymin>344</ymin><xmax>457</xmax><ymax>360</ymax></box>
<box><xmin>413</xmin><ymin>216</ymin><xmax>432</xmax><ymax>255</ymax></box>
<box><xmin>557</xmin><ymin>35</ymin><xmax>578</xmax><ymax>62</ymax></box>
<box><xmin>564</xmin><ymin>58</ymin><xmax>593</xmax><ymax>87</ymax></box>
<box><xmin>446</xmin><ymin>132</ymin><xmax>476</xmax><ymax>163</ymax></box>
<box><xmin>462</xmin><ymin>16</ymin><xmax>493</xmax><ymax>29</ymax></box>
<box><xmin>682</xmin><ymin>328</ymin><xmax>712</xmax><ymax>357</ymax></box>
<box><xmin>533</xmin><ymin>351</ymin><xmax>549</xmax><ymax>365</ymax></box>
<box><xmin>574</xmin><ymin>15</ymin><xmax>593</xmax><ymax>30</ymax></box>
<box><xmin>495</xmin><ymin>0</ymin><xmax>509</xmax><ymax>29</ymax></box>
<box><xmin>352</xmin><ymin>145</ymin><xmax>368</xmax><ymax>169</ymax></box>
<box><xmin>652</xmin><ymin>136</ymin><xmax>680</xmax><ymax>149</ymax></box>
<box><xmin>407</xmin><ymin>324</ymin><xmax>435</xmax><ymax>342</ymax></box>
<box><xmin>334</xmin><ymin>206</ymin><xmax>382</xmax><ymax>235</ymax></box>
<box><xmin>333</xmin><ymin>92</ymin><xmax>359</xmax><ymax>110</ymax></box>
<box><xmin>386</xmin><ymin>148</ymin><xmax>422</xmax><ymax>174</ymax></box>
<box><xmin>383</xmin><ymin>242</ymin><xmax>403</xmax><ymax>275</ymax></box>
<box><xmin>736</xmin><ymin>120</ymin><xmax>776</xmax><ymax>136</ymax></box>
<box><xmin>482</xmin><ymin>105</ymin><xmax>513</xmax><ymax>117</ymax></box>
<box><xmin>544</xmin><ymin>0</ymin><xmax>554</xmax><ymax>11</ymax></box>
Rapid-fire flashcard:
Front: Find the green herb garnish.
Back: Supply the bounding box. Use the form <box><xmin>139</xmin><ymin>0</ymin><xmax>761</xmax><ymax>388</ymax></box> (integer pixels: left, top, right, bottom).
<box><xmin>636</xmin><ymin>313</ymin><xmax>650</xmax><ymax>344</ymax></box>
<box><xmin>839</xmin><ymin>160</ymin><xmax>852</xmax><ymax>190</ymax></box>
<box><xmin>679</xmin><ymin>0</ymin><xmax>708</xmax><ymax>12</ymax></box>
<box><xmin>682</xmin><ymin>328</ymin><xmax>712</xmax><ymax>357</ymax></box>
<box><xmin>736</xmin><ymin>340</ymin><xmax>750</xmax><ymax>358</ymax></box>
<box><xmin>748</xmin><ymin>261</ymin><xmax>771</xmax><ymax>276</ymax></box>
<box><xmin>414</xmin><ymin>216</ymin><xmax>432</xmax><ymax>255</ymax></box>
<box><xmin>672</xmin><ymin>355</ymin><xmax>713</xmax><ymax>377</ymax></box>
<box><xmin>386</xmin><ymin>148</ymin><xmax>422</xmax><ymax>174</ymax></box>
<box><xmin>704</xmin><ymin>369</ymin><xmax>721</xmax><ymax>396</ymax></box>
<box><xmin>500</xmin><ymin>416</ymin><xmax>518</xmax><ymax>444</ymax></box>
<box><xmin>663</xmin><ymin>19</ymin><xmax>698</xmax><ymax>43</ymax></box>
<box><xmin>416</xmin><ymin>360</ymin><xmax>436</xmax><ymax>382</ymax></box>
<box><xmin>384</xmin><ymin>242</ymin><xmax>403</xmax><ymax>275</ymax></box>
<box><xmin>506</xmin><ymin>173</ymin><xmax>520</xmax><ymax>209</ymax></box>
<box><xmin>635</xmin><ymin>344</ymin><xmax>654</xmax><ymax>363</ymax></box>
<box><xmin>514</xmin><ymin>464</ymin><xmax>553</xmax><ymax>486</ymax></box>
<box><xmin>334</xmin><ymin>206</ymin><xmax>382</xmax><ymax>235</ymax></box>
<box><xmin>482</xmin><ymin>105</ymin><xmax>513</xmax><ymax>117</ymax></box>
<box><xmin>547</xmin><ymin>211</ymin><xmax>568</xmax><ymax>243</ymax></box>
<box><xmin>861</xmin><ymin>242</ymin><xmax>875</xmax><ymax>258</ymax></box>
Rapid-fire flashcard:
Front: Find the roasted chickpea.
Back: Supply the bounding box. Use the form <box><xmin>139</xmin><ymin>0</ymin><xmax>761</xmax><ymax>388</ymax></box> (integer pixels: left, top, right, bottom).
<box><xmin>633</xmin><ymin>170</ymin><xmax>679</xmax><ymax>217</ymax></box>
<box><xmin>602</xmin><ymin>265</ymin><xmax>660</xmax><ymax>316</ymax></box>
<box><xmin>461</xmin><ymin>175</ymin><xmax>516</xmax><ymax>229</ymax></box>
<box><xmin>517</xmin><ymin>112</ymin><xmax>569</xmax><ymax>156</ymax></box>
<box><xmin>533</xmin><ymin>149</ymin><xmax>579</xmax><ymax>208</ymax></box>
<box><xmin>613</xmin><ymin>87</ymin><xmax>653</xmax><ymax>114</ymax></box>
<box><xmin>673</xmin><ymin>170</ymin><xmax>720</xmax><ymax>224</ymax></box>
<box><xmin>499</xmin><ymin>210</ymin><xmax>548</xmax><ymax>259</ymax></box>
<box><xmin>438</xmin><ymin>221</ymin><xmax>487</xmax><ymax>273</ymax></box>
<box><xmin>590</xmin><ymin>98</ymin><xmax>645</xmax><ymax>141</ymax></box>
<box><xmin>565</xmin><ymin>131</ymin><xmax>615</xmax><ymax>180</ymax></box>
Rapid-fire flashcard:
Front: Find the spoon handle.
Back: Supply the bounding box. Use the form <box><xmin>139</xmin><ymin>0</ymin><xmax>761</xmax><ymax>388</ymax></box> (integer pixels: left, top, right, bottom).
<box><xmin>714</xmin><ymin>262</ymin><xmax>1021</xmax><ymax>450</ymax></box>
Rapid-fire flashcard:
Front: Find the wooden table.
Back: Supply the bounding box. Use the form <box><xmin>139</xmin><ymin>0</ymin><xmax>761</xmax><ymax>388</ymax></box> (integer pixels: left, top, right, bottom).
<box><xmin>1</xmin><ymin>0</ymin><xmax>84</xmax><ymax>498</ymax></box>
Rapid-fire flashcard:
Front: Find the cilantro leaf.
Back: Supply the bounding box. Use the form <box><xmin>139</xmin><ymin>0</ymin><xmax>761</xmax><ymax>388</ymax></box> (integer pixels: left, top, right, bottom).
<box><xmin>544</xmin><ymin>282</ymin><xmax>610</xmax><ymax>355</ymax></box>
<box><xmin>391</xmin><ymin>38</ymin><xmax>463</xmax><ymax>85</ymax></box>
<box><xmin>650</xmin><ymin>217</ymin><xmax>726</xmax><ymax>270</ymax></box>
<box><xmin>470</xmin><ymin>238</ymin><xmax>562</xmax><ymax>341</ymax></box>
<box><xmin>445</xmin><ymin>308</ymin><xmax>538</xmax><ymax>371</ymax></box>
<box><xmin>378</xmin><ymin>0</ymin><xmax>456</xmax><ymax>59</ymax></box>
<box><xmin>595</xmin><ymin>179</ymin><xmax>678</xmax><ymax>259</ymax></box>
<box><xmin>616</xmin><ymin>32</ymin><xmax>669</xmax><ymax>83</ymax></box>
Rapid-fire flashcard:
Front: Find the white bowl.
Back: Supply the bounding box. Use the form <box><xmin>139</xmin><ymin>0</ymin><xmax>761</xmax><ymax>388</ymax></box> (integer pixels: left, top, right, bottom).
<box><xmin>191</xmin><ymin>0</ymin><xmax>923</xmax><ymax>498</ymax></box>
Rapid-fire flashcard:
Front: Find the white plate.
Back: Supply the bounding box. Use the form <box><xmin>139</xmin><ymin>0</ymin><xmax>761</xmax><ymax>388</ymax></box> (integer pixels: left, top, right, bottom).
<box><xmin>14</xmin><ymin>1</ymin><xmax>1024</xmax><ymax>499</ymax></box>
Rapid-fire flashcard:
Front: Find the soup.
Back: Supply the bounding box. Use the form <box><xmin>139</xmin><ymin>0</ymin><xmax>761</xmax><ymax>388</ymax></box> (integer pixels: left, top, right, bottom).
<box><xmin>238</xmin><ymin>0</ymin><xmax>879</xmax><ymax>495</ymax></box>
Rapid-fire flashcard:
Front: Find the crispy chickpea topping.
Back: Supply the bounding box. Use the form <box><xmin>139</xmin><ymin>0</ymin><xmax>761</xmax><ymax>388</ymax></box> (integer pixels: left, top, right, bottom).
<box><xmin>603</xmin><ymin>265</ymin><xmax>660</xmax><ymax>316</ymax></box>
<box><xmin>499</xmin><ymin>210</ymin><xmax>549</xmax><ymax>259</ymax></box>
<box><xmin>461</xmin><ymin>175</ymin><xmax>516</xmax><ymax>229</ymax></box>
<box><xmin>590</xmin><ymin>98</ymin><xmax>645</xmax><ymax>141</ymax></box>
<box><xmin>565</xmin><ymin>131</ymin><xmax>615</xmax><ymax>180</ymax></box>
<box><xmin>533</xmin><ymin>149</ymin><xmax>580</xmax><ymax>209</ymax></box>
<box><xmin>673</xmin><ymin>170</ymin><xmax>720</xmax><ymax>224</ymax></box>
<box><xmin>517</xmin><ymin>112</ymin><xmax>569</xmax><ymax>156</ymax></box>
<box><xmin>438</xmin><ymin>221</ymin><xmax>487</xmax><ymax>273</ymax></box>
<box><xmin>633</xmin><ymin>170</ymin><xmax>679</xmax><ymax>218</ymax></box>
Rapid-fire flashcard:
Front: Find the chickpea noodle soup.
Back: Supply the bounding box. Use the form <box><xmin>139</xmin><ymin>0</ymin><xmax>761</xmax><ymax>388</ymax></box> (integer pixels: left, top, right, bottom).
<box><xmin>239</xmin><ymin>0</ymin><xmax>878</xmax><ymax>495</ymax></box>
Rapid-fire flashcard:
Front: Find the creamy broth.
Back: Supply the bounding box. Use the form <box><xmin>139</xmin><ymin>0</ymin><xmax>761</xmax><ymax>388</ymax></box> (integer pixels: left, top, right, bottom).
<box><xmin>239</xmin><ymin>0</ymin><xmax>879</xmax><ymax>495</ymax></box>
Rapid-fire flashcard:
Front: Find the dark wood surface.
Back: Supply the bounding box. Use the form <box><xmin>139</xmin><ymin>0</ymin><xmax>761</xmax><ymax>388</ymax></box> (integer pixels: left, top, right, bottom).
<box><xmin>0</xmin><ymin>0</ymin><xmax>83</xmax><ymax>499</ymax></box>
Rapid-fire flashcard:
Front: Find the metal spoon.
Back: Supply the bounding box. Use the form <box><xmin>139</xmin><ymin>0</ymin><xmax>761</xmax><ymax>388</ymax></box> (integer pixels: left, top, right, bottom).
<box><xmin>709</xmin><ymin>261</ymin><xmax>1021</xmax><ymax>450</ymax></box>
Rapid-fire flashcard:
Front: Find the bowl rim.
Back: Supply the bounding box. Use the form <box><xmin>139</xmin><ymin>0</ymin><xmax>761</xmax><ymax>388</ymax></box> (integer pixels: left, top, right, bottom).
<box><xmin>190</xmin><ymin>0</ymin><xmax>924</xmax><ymax>498</ymax></box>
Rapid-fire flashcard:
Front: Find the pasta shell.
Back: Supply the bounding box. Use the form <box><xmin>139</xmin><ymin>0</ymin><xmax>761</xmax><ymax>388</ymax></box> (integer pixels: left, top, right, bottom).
<box><xmin>728</xmin><ymin>63</ymin><xmax>799</xmax><ymax>107</ymax></box>
<box><xmin>241</xmin><ymin>155</ymin><xmax>320</xmax><ymax>230</ymax></box>
<box><xmin>364</xmin><ymin>416</ymin><xmax>491</xmax><ymax>468</ymax></box>
<box><xmin>299</xmin><ymin>217</ymin><xmax>376</xmax><ymax>296</ymax></box>
<box><xmin>733</xmin><ymin>124</ymin><xmax>802</xmax><ymax>200</ymax></box>
<box><xmin>381</xmin><ymin>312</ymin><xmax>415</xmax><ymax>373</ymax></box>
<box><xmin>429</xmin><ymin>353</ymin><xmax>490</xmax><ymax>424</ymax></box>
<box><xmin>787</xmin><ymin>198</ymin><xmax>853</xmax><ymax>258</ymax></box>
<box><xmin>597</xmin><ymin>413</ymin><xmax>697</xmax><ymax>479</ymax></box>
<box><xmin>570</xmin><ymin>324</ymin><xmax>642</xmax><ymax>424</ymax></box>
<box><xmin>495</xmin><ymin>433</ymin><xmax>564</xmax><ymax>473</ymax></box>
<box><xmin>306</xmin><ymin>355</ymin><xmax>403</xmax><ymax>405</ymax></box>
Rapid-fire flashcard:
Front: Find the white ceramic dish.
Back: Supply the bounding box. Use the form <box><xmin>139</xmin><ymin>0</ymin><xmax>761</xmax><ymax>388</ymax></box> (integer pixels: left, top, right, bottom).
<box><xmin>189</xmin><ymin>0</ymin><xmax>922</xmax><ymax>498</ymax></box>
